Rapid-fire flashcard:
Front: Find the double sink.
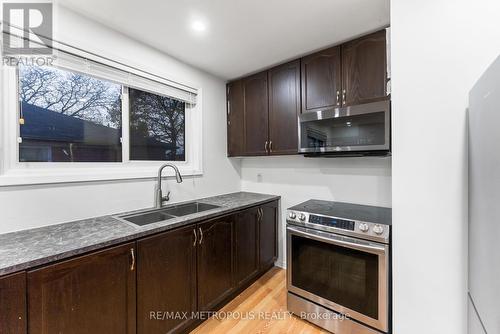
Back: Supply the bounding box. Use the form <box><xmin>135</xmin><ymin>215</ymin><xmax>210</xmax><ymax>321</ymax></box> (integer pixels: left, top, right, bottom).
<box><xmin>116</xmin><ymin>202</ymin><xmax>220</xmax><ymax>226</ymax></box>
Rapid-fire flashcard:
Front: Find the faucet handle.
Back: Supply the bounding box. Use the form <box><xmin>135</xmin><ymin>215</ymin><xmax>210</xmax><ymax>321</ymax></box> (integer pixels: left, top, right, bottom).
<box><xmin>163</xmin><ymin>191</ymin><xmax>171</xmax><ymax>202</ymax></box>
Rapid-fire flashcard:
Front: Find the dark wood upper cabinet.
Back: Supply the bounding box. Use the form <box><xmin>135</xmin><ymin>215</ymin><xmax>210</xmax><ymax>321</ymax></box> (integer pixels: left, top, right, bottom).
<box><xmin>341</xmin><ymin>30</ymin><xmax>388</xmax><ymax>106</ymax></box>
<box><xmin>197</xmin><ymin>217</ymin><xmax>234</xmax><ymax>311</ymax></box>
<box><xmin>243</xmin><ymin>72</ymin><xmax>269</xmax><ymax>156</ymax></box>
<box><xmin>226</xmin><ymin>30</ymin><xmax>389</xmax><ymax>157</ymax></box>
<box><xmin>0</xmin><ymin>271</ymin><xmax>26</xmax><ymax>334</ymax></box>
<box><xmin>227</xmin><ymin>80</ymin><xmax>245</xmax><ymax>157</ymax></box>
<box><xmin>234</xmin><ymin>208</ymin><xmax>260</xmax><ymax>287</ymax></box>
<box><xmin>268</xmin><ymin>60</ymin><xmax>300</xmax><ymax>155</ymax></box>
<box><xmin>301</xmin><ymin>46</ymin><xmax>342</xmax><ymax>113</ymax></box>
<box><xmin>259</xmin><ymin>201</ymin><xmax>279</xmax><ymax>270</ymax></box>
<box><xmin>137</xmin><ymin>226</ymin><xmax>197</xmax><ymax>334</ymax></box>
<box><xmin>27</xmin><ymin>243</ymin><xmax>136</xmax><ymax>334</ymax></box>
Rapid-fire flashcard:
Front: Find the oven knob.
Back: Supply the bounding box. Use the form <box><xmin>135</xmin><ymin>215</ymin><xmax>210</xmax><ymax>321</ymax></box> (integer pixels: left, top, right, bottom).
<box><xmin>359</xmin><ymin>223</ymin><xmax>369</xmax><ymax>232</ymax></box>
<box><xmin>373</xmin><ymin>224</ymin><xmax>384</xmax><ymax>235</ymax></box>
<box><xmin>298</xmin><ymin>213</ymin><xmax>306</xmax><ymax>221</ymax></box>
<box><xmin>288</xmin><ymin>212</ymin><xmax>297</xmax><ymax>219</ymax></box>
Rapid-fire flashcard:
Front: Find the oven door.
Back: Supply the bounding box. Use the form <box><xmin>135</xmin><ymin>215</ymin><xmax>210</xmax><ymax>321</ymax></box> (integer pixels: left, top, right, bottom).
<box><xmin>298</xmin><ymin>100</ymin><xmax>390</xmax><ymax>154</ymax></box>
<box><xmin>287</xmin><ymin>225</ymin><xmax>389</xmax><ymax>332</ymax></box>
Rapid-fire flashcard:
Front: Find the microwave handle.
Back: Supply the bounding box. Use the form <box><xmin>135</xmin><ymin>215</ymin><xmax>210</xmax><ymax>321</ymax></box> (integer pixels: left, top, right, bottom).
<box><xmin>287</xmin><ymin>226</ymin><xmax>387</xmax><ymax>255</ymax></box>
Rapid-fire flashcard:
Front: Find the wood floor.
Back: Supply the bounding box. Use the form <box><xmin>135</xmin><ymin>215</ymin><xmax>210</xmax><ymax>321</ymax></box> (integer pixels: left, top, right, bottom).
<box><xmin>190</xmin><ymin>267</ymin><xmax>329</xmax><ymax>334</ymax></box>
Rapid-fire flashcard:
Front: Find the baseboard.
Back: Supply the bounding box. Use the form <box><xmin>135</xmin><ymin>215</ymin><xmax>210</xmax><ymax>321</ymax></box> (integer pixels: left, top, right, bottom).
<box><xmin>274</xmin><ymin>260</ymin><xmax>286</xmax><ymax>269</ymax></box>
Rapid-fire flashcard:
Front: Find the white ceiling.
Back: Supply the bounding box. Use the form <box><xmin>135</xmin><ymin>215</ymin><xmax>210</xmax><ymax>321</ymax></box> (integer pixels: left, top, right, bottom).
<box><xmin>58</xmin><ymin>0</ymin><xmax>390</xmax><ymax>80</ymax></box>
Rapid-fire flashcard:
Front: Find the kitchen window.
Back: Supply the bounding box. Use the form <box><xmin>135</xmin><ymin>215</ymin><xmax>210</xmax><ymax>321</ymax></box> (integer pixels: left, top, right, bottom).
<box><xmin>0</xmin><ymin>44</ymin><xmax>202</xmax><ymax>186</ymax></box>
<box><xmin>17</xmin><ymin>65</ymin><xmax>189</xmax><ymax>163</ymax></box>
<box><xmin>18</xmin><ymin>65</ymin><xmax>123</xmax><ymax>162</ymax></box>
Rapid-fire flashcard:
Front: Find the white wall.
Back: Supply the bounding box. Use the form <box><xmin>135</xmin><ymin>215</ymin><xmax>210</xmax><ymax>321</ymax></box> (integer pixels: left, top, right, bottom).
<box><xmin>391</xmin><ymin>0</ymin><xmax>500</xmax><ymax>333</ymax></box>
<box><xmin>240</xmin><ymin>155</ymin><xmax>392</xmax><ymax>267</ymax></box>
<box><xmin>0</xmin><ymin>6</ymin><xmax>241</xmax><ymax>234</ymax></box>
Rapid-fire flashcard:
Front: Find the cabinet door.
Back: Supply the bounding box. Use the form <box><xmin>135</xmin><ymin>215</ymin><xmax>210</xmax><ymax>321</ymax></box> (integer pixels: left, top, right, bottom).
<box><xmin>234</xmin><ymin>208</ymin><xmax>259</xmax><ymax>287</ymax></box>
<box><xmin>301</xmin><ymin>46</ymin><xmax>342</xmax><ymax>113</ymax></box>
<box><xmin>227</xmin><ymin>80</ymin><xmax>245</xmax><ymax>157</ymax></box>
<box><xmin>341</xmin><ymin>30</ymin><xmax>388</xmax><ymax>106</ymax></box>
<box><xmin>268</xmin><ymin>60</ymin><xmax>300</xmax><ymax>155</ymax></box>
<box><xmin>197</xmin><ymin>217</ymin><xmax>234</xmax><ymax>311</ymax></box>
<box><xmin>259</xmin><ymin>201</ymin><xmax>278</xmax><ymax>270</ymax></box>
<box><xmin>243</xmin><ymin>71</ymin><xmax>269</xmax><ymax>156</ymax></box>
<box><xmin>28</xmin><ymin>243</ymin><xmax>136</xmax><ymax>334</ymax></box>
<box><xmin>0</xmin><ymin>272</ymin><xmax>26</xmax><ymax>334</ymax></box>
<box><xmin>137</xmin><ymin>226</ymin><xmax>197</xmax><ymax>334</ymax></box>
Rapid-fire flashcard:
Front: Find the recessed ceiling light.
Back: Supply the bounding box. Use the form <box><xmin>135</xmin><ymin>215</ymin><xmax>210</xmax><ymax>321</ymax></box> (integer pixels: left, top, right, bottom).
<box><xmin>191</xmin><ymin>20</ymin><xmax>206</xmax><ymax>32</ymax></box>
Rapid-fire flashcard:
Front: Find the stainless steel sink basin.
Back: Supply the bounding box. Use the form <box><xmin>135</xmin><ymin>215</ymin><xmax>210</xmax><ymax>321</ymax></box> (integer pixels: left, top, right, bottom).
<box><xmin>162</xmin><ymin>202</ymin><xmax>220</xmax><ymax>217</ymax></box>
<box><xmin>120</xmin><ymin>211</ymin><xmax>176</xmax><ymax>226</ymax></box>
<box><xmin>116</xmin><ymin>202</ymin><xmax>220</xmax><ymax>226</ymax></box>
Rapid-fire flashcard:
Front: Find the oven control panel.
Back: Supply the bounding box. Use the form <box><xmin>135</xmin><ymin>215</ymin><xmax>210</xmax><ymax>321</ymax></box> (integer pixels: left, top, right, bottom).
<box><xmin>308</xmin><ymin>215</ymin><xmax>355</xmax><ymax>231</ymax></box>
<box><xmin>286</xmin><ymin>210</ymin><xmax>390</xmax><ymax>243</ymax></box>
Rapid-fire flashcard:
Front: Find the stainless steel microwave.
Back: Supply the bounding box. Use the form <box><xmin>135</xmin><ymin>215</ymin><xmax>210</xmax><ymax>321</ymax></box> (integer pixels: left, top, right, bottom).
<box><xmin>298</xmin><ymin>100</ymin><xmax>391</xmax><ymax>156</ymax></box>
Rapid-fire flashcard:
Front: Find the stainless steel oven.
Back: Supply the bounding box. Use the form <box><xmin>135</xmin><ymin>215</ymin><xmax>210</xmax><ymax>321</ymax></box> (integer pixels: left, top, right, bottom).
<box><xmin>298</xmin><ymin>100</ymin><xmax>390</xmax><ymax>156</ymax></box>
<box><xmin>286</xmin><ymin>200</ymin><xmax>391</xmax><ymax>334</ymax></box>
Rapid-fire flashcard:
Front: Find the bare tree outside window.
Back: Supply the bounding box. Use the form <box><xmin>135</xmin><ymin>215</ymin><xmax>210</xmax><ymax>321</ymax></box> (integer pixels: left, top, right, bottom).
<box><xmin>18</xmin><ymin>65</ymin><xmax>122</xmax><ymax>162</ymax></box>
<box><xmin>129</xmin><ymin>88</ymin><xmax>185</xmax><ymax>161</ymax></box>
<box><xmin>19</xmin><ymin>65</ymin><xmax>121</xmax><ymax>126</ymax></box>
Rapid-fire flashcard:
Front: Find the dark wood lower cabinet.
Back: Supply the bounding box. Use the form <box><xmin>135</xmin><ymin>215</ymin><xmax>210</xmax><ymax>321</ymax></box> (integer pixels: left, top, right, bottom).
<box><xmin>197</xmin><ymin>217</ymin><xmax>235</xmax><ymax>311</ymax></box>
<box><xmin>1</xmin><ymin>201</ymin><xmax>279</xmax><ymax>334</ymax></box>
<box><xmin>27</xmin><ymin>243</ymin><xmax>136</xmax><ymax>334</ymax></box>
<box><xmin>0</xmin><ymin>271</ymin><xmax>26</xmax><ymax>334</ymax></box>
<box><xmin>137</xmin><ymin>225</ymin><xmax>197</xmax><ymax>334</ymax></box>
<box><xmin>234</xmin><ymin>208</ymin><xmax>260</xmax><ymax>287</ymax></box>
<box><xmin>260</xmin><ymin>201</ymin><xmax>279</xmax><ymax>269</ymax></box>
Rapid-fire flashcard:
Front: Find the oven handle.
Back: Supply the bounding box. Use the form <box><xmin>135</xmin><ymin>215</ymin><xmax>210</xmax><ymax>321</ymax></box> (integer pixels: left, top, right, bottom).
<box><xmin>287</xmin><ymin>226</ymin><xmax>387</xmax><ymax>255</ymax></box>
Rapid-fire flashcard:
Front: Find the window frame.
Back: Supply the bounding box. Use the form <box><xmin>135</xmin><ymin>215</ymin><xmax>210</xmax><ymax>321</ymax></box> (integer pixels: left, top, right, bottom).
<box><xmin>0</xmin><ymin>63</ymin><xmax>203</xmax><ymax>186</ymax></box>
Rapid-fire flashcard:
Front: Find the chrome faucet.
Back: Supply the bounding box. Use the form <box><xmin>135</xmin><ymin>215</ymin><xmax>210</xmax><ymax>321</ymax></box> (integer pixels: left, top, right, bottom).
<box><xmin>154</xmin><ymin>163</ymin><xmax>183</xmax><ymax>208</ymax></box>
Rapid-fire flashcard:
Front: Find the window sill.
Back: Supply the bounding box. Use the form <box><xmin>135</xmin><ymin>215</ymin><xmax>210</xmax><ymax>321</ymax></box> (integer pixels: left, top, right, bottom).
<box><xmin>0</xmin><ymin>165</ymin><xmax>203</xmax><ymax>186</ymax></box>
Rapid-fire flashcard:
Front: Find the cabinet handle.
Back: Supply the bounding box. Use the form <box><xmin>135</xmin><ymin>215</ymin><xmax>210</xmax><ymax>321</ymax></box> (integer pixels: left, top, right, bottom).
<box><xmin>336</xmin><ymin>90</ymin><xmax>340</xmax><ymax>106</ymax></box>
<box><xmin>269</xmin><ymin>141</ymin><xmax>273</xmax><ymax>153</ymax></box>
<box><xmin>130</xmin><ymin>248</ymin><xmax>135</xmax><ymax>271</ymax></box>
<box><xmin>198</xmin><ymin>227</ymin><xmax>203</xmax><ymax>245</ymax></box>
<box><xmin>193</xmin><ymin>229</ymin><xmax>197</xmax><ymax>247</ymax></box>
<box><xmin>264</xmin><ymin>141</ymin><xmax>269</xmax><ymax>153</ymax></box>
<box><xmin>342</xmin><ymin>89</ymin><xmax>346</xmax><ymax>106</ymax></box>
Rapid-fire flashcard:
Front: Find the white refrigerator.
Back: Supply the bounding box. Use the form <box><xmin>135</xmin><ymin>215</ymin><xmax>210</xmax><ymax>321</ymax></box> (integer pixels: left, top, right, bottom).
<box><xmin>469</xmin><ymin>55</ymin><xmax>500</xmax><ymax>334</ymax></box>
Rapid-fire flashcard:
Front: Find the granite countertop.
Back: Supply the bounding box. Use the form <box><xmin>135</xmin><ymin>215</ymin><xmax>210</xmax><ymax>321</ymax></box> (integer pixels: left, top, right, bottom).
<box><xmin>0</xmin><ymin>191</ymin><xmax>280</xmax><ymax>276</ymax></box>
